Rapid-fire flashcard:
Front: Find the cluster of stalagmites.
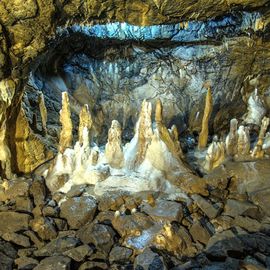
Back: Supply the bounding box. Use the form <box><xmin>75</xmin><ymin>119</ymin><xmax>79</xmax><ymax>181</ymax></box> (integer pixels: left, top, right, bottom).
<box><xmin>44</xmin><ymin>92</ymin><xmax>191</xmax><ymax>194</ymax></box>
<box><xmin>203</xmin><ymin>89</ymin><xmax>270</xmax><ymax>171</ymax></box>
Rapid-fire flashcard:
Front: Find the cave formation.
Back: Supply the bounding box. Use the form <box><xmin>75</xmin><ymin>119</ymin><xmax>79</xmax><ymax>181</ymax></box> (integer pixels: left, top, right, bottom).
<box><xmin>1</xmin><ymin>1</ymin><xmax>270</xmax><ymax>269</ymax></box>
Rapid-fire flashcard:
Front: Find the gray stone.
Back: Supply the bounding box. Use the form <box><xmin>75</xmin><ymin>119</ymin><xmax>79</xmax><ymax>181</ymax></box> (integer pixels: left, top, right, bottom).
<box><xmin>141</xmin><ymin>199</ymin><xmax>183</xmax><ymax>222</ymax></box>
<box><xmin>63</xmin><ymin>244</ymin><xmax>93</xmax><ymax>262</ymax></box>
<box><xmin>134</xmin><ymin>248</ymin><xmax>167</xmax><ymax>270</ymax></box>
<box><xmin>66</xmin><ymin>184</ymin><xmax>86</xmax><ymax>198</ymax></box>
<box><xmin>224</xmin><ymin>199</ymin><xmax>261</xmax><ymax>219</ymax></box>
<box><xmin>34</xmin><ymin>236</ymin><xmax>80</xmax><ymax>257</ymax></box>
<box><xmin>192</xmin><ymin>195</ymin><xmax>220</xmax><ymax>219</ymax></box>
<box><xmin>0</xmin><ymin>239</ymin><xmax>17</xmax><ymax>270</ymax></box>
<box><xmin>206</xmin><ymin>230</ymin><xmax>243</xmax><ymax>260</ymax></box>
<box><xmin>60</xmin><ymin>196</ymin><xmax>97</xmax><ymax>229</ymax></box>
<box><xmin>77</xmin><ymin>223</ymin><xmax>115</xmax><ymax>254</ymax></box>
<box><xmin>0</xmin><ymin>212</ymin><xmax>31</xmax><ymax>233</ymax></box>
<box><xmin>33</xmin><ymin>256</ymin><xmax>71</xmax><ymax>270</ymax></box>
<box><xmin>79</xmin><ymin>261</ymin><xmax>108</xmax><ymax>270</ymax></box>
<box><xmin>109</xmin><ymin>246</ymin><xmax>133</xmax><ymax>263</ymax></box>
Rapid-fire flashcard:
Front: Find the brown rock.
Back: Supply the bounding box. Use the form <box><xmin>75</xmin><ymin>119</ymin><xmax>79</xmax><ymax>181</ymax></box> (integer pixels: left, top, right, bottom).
<box><xmin>190</xmin><ymin>220</ymin><xmax>211</xmax><ymax>245</ymax></box>
<box><xmin>2</xmin><ymin>232</ymin><xmax>31</xmax><ymax>247</ymax></box>
<box><xmin>15</xmin><ymin>257</ymin><xmax>39</xmax><ymax>270</ymax></box>
<box><xmin>30</xmin><ymin>217</ymin><xmax>57</xmax><ymax>241</ymax></box>
<box><xmin>63</xmin><ymin>244</ymin><xmax>93</xmax><ymax>262</ymax></box>
<box><xmin>109</xmin><ymin>246</ymin><xmax>133</xmax><ymax>264</ymax></box>
<box><xmin>0</xmin><ymin>212</ymin><xmax>31</xmax><ymax>233</ymax></box>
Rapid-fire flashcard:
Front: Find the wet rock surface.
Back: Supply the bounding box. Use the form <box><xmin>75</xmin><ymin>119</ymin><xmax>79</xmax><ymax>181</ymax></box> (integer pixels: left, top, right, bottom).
<box><xmin>0</xmin><ymin>160</ymin><xmax>269</xmax><ymax>269</ymax></box>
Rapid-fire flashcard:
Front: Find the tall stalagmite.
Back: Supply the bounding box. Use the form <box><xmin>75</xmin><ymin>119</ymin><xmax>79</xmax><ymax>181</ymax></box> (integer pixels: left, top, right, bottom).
<box><xmin>78</xmin><ymin>104</ymin><xmax>93</xmax><ymax>146</ymax></box>
<box><xmin>198</xmin><ymin>87</ymin><xmax>213</xmax><ymax>149</ymax></box>
<box><xmin>59</xmin><ymin>92</ymin><xmax>73</xmax><ymax>153</ymax></box>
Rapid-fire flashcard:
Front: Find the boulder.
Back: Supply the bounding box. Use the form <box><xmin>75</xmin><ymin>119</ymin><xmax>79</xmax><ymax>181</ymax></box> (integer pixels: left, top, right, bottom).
<box><xmin>109</xmin><ymin>246</ymin><xmax>133</xmax><ymax>264</ymax></box>
<box><xmin>141</xmin><ymin>199</ymin><xmax>183</xmax><ymax>222</ymax></box>
<box><xmin>192</xmin><ymin>195</ymin><xmax>220</xmax><ymax>219</ymax></box>
<box><xmin>190</xmin><ymin>221</ymin><xmax>211</xmax><ymax>245</ymax></box>
<box><xmin>77</xmin><ymin>223</ymin><xmax>115</xmax><ymax>254</ymax></box>
<box><xmin>63</xmin><ymin>244</ymin><xmax>93</xmax><ymax>262</ymax></box>
<box><xmin>34</xmin><ymin>236</ymin><xmax>80</xmax><ymax>257</ymax></box>
<box><xmin>2</xmin><ymin>232</ymin><xmax>31</xmax><ymax>247</ymax></box>
<box><xmin>33</xmin><ymin>256</ymin><xmax>71</xmax><ymax>270</ymax></box>
<box><xmin>15</xmin><ymin>257</ymin><xmax>39</xmax><ymax>270</ymax></box>
<box><xmin>0</xmin><ymin>212</ymin><xmax>31</xmax><ymax>233</ymax></box>
<box><xmin>60</xmin><ymin>196</ymin><xmax>97</xmax><ymax>229</ymax></box>
<box><xmin>224</xmin><ymin>199</ymin><xmax>261</xmax><ymax>219</ymax></box>
<box><xmin>134</xmin><ymin>248</ymin><xmax>167</xmax><ymax>270</ymax></box>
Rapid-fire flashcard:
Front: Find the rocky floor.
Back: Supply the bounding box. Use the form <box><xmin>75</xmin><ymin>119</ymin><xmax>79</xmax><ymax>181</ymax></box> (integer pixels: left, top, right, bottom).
<box><xmin>0</xmin><ymin>160</ymin><xmax>270</xmax><ymax>270</ymax></box>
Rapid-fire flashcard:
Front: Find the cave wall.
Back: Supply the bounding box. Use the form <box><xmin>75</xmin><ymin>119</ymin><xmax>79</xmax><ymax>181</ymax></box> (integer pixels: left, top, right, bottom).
<box><xmin>0</xmin><ymin>0</ymin><xmax>270</xmax><ymax>174</ymax></box>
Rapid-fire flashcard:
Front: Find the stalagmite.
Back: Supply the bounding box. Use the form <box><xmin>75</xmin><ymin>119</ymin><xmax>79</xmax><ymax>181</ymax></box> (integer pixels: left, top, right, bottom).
<box><xmin>263</xmin><ymin>132</ymin><xmax>270</xmax><ymax>151</ymax></box>
<box><xmin>134</xmin><ymin>100</ymin><xmax>153</xmax><ymax>166</ymax></box>
<box><xmin>225</xmin><ymin>119</ymin><xmax>238</xmax><ymax>156</ymax></box>
<box><xmin>243</xmin><ymin>88</ymin><xmax>266</xmax><ymax>126</ymax></box>
<box><xmin>59</xmin><ymin>92</ymin><xmax>73</xmax><ymax>153</ymax></box>
<box><xmin>105</xmin><ymin>120</ymin><xmax>124</xmax><ymax>168</ymax></box>
<box><xmin>78</xmin><ymin>104</ymin><xmax>93</xmax><ymax>145</ymax></box>
<box><xmin>170</xmin><ymin>125</ymin><xmax>185</xmax><ymax>160</ymax></box>
<box><xmin>204</xmin><ymin>136</ymin><xmax>225</xmax><ymax>171</ymax></box>
<box><xmin>0</xmin><ymin>121</ymin><xmax>12</xmax><ymax>179</ymax></box>
<box><xmin>198</xmin><ymin>87</ymin><xmax>213</xmax><ymax>149</ymax></box>
<box><xmin>155</xmin><ymin>99</ymin><xmax>184</xmax><ymax>161</ymax></box>
<box><xmin>237</xmin><ymin>126</ymin><xmax>250</xmax><ymax>157</ymax></box>
<box><xmin>252</xmin><ymin>116</ymin><xmax>270</xmax><ymax>158</ymax></box>
<box><xmin>38</xmin><ymin>92</ymin><xmax>47</xmax><ymax>134</ymax></box>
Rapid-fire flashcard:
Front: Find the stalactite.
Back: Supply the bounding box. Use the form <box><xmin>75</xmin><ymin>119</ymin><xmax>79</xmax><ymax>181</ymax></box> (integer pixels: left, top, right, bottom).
<box><xmin>225</xmin><ymin>118</ymin><xmax>238</xmax><ymax>157</ymax></box>
<box><xmin>105</xmin><ymin>120</ymin><xmax>124</xmax><ymax>168</ymax></box>
<box><xmin>252</xmin><ymin>117</ymin><xmax>270</xmax><ymax>158</ymax></box>
<box><xmin>38</xmin><ymin>92</ymin><xmax>47</xmax><ymax>134</ymax></box>
<box><xmin>198</xmin><ymin>87</ymin><xmax>213</xmax><ymax>149</ymax></box>
<box><xmin>59</xmin><ymin>92</ymin><xmax>73</xmax><ymax>153</ymax></box>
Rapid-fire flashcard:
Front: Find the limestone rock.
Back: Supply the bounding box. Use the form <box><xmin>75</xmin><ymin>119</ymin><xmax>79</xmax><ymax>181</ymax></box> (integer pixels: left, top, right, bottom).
<box><xmin>192</xmin><ymin>194</ymin><xmax>220</xmax><ymax>219</ymax></box>
<box><xmin>223</xmin><ymin>199</ymin><xmax>261</xmax><ymax>219</ymax></box>
<box><xmin>15</xmin><ymin>106</ymin><xmax>53</xmax><ymax>174</ymax></box>
<box><xmin>141</xmin><ymin>199</ymin><xmax>183</xmax><ymax>222</ymax></box>
<box><xmin>109</xmin><ymin>246</ymin><xmax>133</xmax><ymax>264</ymax></box>
<box><xmin>63</xmin><ymin>244</ymin><xmax>93</xmax><ymax>262</ymax></box>
<box><xmin>0</xmin><ymin>212</ymin><xmax>31</xmax><ymax>233</ymax></box>
<box><xmin>190</xmin><ymin>220</ymin><xmax>211</xmax><ymax>245</ymax></box>
<box><xmin>2</xmin><ymin>232</ymin><xmax>31</xmax><ymax>248</ymax></box>
<box><xmin>33</xmin><ymin>256</ymin><xmax>71</xmax><ymax>270</ymax></box>
<box><xmin>60</xmin><ymin>196</ymin><xmax>97</xmax><ymax>229</ymax></box>
<box><xmin>77</xmin><ymin>223</ymin><xmax>116</xmax><ymax>254</ymax></box>
<box><xmin>34</xmin><ymin>236</ymin><xmax>80</xmax><ymax>257</ymax></box>
<box><xmin>237</xmin><ymin>125</ymin><xmax>250</xmax><ymax>157</ymax></box>
<box><xmin>38</xmin><ymin>92</ymin><xmax>47</xmax><ymax>134</ymax></box>
<box><xmin>134</xmin><ymin>248</ymin><xmax>167</xmax><ymax>270</ymax></box>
